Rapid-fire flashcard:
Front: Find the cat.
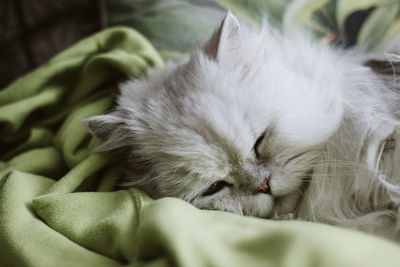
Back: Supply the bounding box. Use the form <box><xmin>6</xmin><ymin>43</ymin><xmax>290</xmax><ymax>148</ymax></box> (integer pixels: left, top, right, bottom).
<box><xmin>85</xmin><ymin>11</ymin><xmax>400</xmax><ymax>241</ymax></box>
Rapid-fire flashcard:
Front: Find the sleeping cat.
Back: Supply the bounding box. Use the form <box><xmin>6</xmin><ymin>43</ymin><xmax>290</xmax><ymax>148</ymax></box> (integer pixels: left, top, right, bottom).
<box><xmin>86</xmin><ymin>12</ymin><xmax>400</xmax><ymax>240</ymax></box>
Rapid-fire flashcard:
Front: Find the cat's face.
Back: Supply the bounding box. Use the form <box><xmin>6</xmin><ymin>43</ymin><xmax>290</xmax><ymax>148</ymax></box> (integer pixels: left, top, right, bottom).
<box><xmin>86</xmin><ymin>12</ymin><xmax>343</xmax><ymax>218</ymax></box>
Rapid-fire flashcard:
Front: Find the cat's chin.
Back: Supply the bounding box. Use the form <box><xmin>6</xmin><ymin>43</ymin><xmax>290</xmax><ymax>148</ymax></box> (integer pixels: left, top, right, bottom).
<box><xmin>240</xmin><ymin>193</ymin><xmax>275</xmax><ymax>218</ymax></box>
<box><xmin>271</xmin><ymin>190</ymin><xmax>303</xmax><ymax>217</ymax></box>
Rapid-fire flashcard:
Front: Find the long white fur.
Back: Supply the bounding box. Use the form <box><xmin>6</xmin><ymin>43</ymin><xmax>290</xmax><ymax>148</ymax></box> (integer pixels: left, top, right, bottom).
<box><xmin>85</xmin><ymin>12</ymin><xmax>400</xmax><ymax>240</ymax></box>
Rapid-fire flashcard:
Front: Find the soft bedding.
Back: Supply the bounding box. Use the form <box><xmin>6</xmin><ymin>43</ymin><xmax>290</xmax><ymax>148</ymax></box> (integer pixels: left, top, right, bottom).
<box><xmin>1</xmin><ymin>27</ymin><xmax>400</xmax><ymax>267</ymax></box>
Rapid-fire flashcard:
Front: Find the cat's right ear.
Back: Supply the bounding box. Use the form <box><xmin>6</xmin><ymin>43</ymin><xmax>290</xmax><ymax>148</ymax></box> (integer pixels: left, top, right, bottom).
<box><xmin>203</xmin><ymin>10</ymin><xmax>243</xmax><ymax>67</ymax></box>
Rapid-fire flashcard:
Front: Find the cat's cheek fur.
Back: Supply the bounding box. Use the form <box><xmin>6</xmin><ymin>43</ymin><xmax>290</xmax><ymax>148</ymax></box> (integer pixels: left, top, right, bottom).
<box><xmin>269</xmin><ymin>175</ymin><xmax>304</xmax><ymax>197</ymax></box>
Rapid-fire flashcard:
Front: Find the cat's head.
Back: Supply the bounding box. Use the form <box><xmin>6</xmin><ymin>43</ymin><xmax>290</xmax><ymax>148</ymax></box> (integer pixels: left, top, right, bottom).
<box><xmin>85</xmin><ymin>12</ymin><xmax>344</xmax><ymax>217</ymax></box>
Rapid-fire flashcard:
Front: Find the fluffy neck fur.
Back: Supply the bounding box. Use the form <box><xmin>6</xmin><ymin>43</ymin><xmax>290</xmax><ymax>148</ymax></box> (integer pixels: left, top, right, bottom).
<box><xmin>241</xmin><ymin>24</ymin><xmax>400</xmax><ymax>239</ymax></box>
<box><xmin>295</xmin><ymin>61</ymin><xmax>400</xmax><ymax>238</ymax></box>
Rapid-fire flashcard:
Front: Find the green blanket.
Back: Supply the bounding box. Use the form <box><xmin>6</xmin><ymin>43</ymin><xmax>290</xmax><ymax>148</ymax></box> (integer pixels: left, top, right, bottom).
<box><xmin>1</xmin><ymin>27</ymin><xmax>400</xmax><ymax>267</ymax></box>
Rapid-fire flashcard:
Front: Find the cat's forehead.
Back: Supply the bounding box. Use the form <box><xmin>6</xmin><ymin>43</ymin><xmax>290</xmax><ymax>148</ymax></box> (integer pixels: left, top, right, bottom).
<box><xmin>181</xmin><ymin>52</ymin><xmax>342</xmax><ymax>146</ymax></box>
<box><xmin>124</xmin><ymin>37</ymin><xmax>344</xmax><ymax>164</ymax></box>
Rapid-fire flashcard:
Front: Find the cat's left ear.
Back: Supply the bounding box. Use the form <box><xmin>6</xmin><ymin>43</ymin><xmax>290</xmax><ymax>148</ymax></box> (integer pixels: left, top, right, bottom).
<box><xmin>204</xmin><ymin>10</ymin><xmax>244</xmax><ymax>67</ymax></box>
<box><xmin>83</xmin><ymin>112</ymin><xmax>131</xmax><ymax>151</ymax></box>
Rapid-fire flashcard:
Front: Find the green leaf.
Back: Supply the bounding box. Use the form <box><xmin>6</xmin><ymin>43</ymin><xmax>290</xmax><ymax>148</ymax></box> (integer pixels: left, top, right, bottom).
<box><xmin>336</xmin><ymin>0</ymin><xmax>394</xmax><ymax>30</ymax></box>
<box><xmin>357</xmin><ymin>3</ymin><xmax>399</xmax><ymax>51</ymax></box>
<box><xmin>311</xmin><ymin>1</ymin><xmax>339</xmax><ymax>31</ymax></box>
<box><xmin>283</xmin><ymin>0</ymin><xmax>330</xmax><ymax>32</ymax></box>
<box><xmin>377</xmin><ymin>18</ymin><xmax>400</xmax><ymax>51</ymax></box>
<box><xmin>214</xmin><ymin>0</ymin><xmax>292</xmax><ymax>26</ymax></box>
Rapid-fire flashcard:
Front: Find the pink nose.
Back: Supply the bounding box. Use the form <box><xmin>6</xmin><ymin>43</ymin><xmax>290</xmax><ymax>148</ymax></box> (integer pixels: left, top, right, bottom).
<box><xmin>256</xmin><ymin>178</ymin><xmax>270</xmax><ymax>194</ymax></box>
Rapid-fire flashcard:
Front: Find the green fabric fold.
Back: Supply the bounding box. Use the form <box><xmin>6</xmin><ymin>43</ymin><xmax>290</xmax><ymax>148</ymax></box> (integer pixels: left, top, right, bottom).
<box><xmin>1</xmin><ymin>26</ymin><xmax>400</xmax><ymax>267</ymax></box>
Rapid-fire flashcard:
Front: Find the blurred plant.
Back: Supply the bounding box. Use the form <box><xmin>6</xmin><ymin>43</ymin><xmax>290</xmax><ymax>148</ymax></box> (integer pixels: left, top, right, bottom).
<box><xmin>212</xmin><ymin>0</ymin><xmax>292</xmax><ymax>27</ymax></box>
<box><xmin>216</xmin><ymin>0</ymin><xmax>400</xmax><ymax>51</ymax></box>
<box><xmin>107</xmin><ymin>0</ymin><xmax>225</xmax><ymax>59</ymax></box>
<box><xmin>107</xmin><ymin>0</ymin><xmax>400</xmax><ymax>55</ymax></box>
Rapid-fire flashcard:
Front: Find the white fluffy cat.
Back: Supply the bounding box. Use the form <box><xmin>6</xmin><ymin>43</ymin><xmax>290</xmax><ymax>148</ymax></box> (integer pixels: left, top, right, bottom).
<box><xmin>86</xmin><ymin>12</ymin><xmax>400</xmax><ymax>240</ymax></box>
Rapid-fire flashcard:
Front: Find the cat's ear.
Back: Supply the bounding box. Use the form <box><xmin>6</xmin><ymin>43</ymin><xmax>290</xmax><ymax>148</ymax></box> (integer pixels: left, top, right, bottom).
<box><xmin>204</xmin><ymin>10</ymin><xmax>243</xmax><ymax>66</ymax></box>
<box><xmin>83</xmin><ymin>112</ymin><xmax>130</xmax><ymax>150</ymax></box>
<box><xmin>84</xmin><ymin>113</ymin><xmax>124</xmax><ymax>140</ymax></box>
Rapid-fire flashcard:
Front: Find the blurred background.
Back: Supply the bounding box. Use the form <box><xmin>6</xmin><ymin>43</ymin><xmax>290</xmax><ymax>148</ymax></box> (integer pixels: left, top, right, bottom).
<box><xmin>1</xmin><ymin>0</ymin><xmax>400</xmax><ymax>88</ymax></box>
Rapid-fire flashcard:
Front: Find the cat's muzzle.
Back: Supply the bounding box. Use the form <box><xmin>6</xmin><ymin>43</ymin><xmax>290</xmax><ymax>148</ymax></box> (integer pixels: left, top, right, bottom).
<box><xmin>256</xmin><ymin>178</ymin><xmax>271</xmax><ymax>194</ymax></box>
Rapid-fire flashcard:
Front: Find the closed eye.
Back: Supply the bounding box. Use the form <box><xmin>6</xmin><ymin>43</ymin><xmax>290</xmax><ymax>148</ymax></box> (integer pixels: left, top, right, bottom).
<box><xmin>202</xmin><ymin>181</ymin><xmax>231</xmax><ymax>197</ymax></box>
<box><xmin>253</xmin><ymin>132</ymin><xmax>266</xmax><ymax>158</ymax></box>
<box><xmin>284</xmin><ymin>151</ymin><xmax>308</xmax><ymax>165</ymax></box>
